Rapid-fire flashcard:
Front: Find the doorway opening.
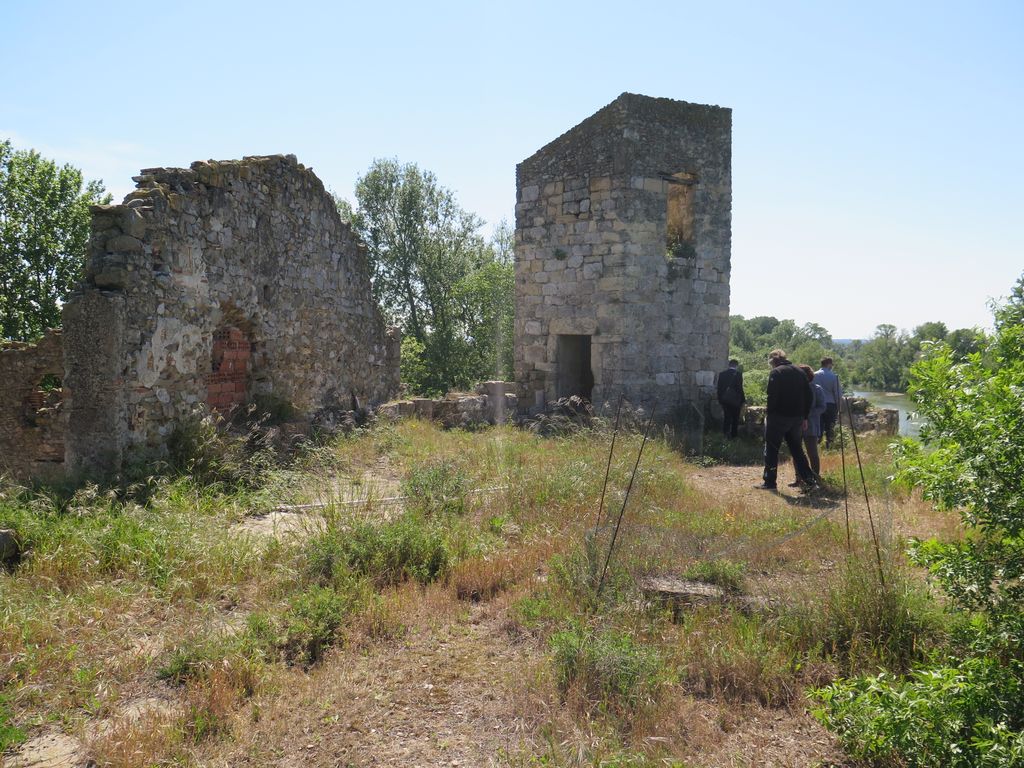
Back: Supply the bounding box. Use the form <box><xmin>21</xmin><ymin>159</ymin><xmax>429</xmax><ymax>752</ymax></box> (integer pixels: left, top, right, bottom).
<box><xmin>556</xmin><ymin>335</ymin><xmax>594</xmax><ymax>400</ymax></box>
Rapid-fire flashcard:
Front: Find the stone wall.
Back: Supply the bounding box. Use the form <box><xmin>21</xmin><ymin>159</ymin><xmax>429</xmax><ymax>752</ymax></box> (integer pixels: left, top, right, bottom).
<box><xmin>514</xmin><ymin>93</ymin><xmax>732</xmax><ymax>421</ymax></box>
<box><xmin>63</xmin><ymin>155</ymin><xmax>399</xmax><ymax>475</ymax></box>
<box><xmin>0</xmin><ymin>330</ymin><xmax>66</xmax><ymax>480</ymax></box>
<box><xmin>742</xmin><ymin>402</ymin><xmax>901</xmax><ymax>437</ymax></box>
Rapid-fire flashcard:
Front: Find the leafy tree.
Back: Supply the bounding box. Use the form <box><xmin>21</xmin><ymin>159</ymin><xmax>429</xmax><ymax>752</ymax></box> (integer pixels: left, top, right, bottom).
<box><xmin>814</xmin><ymin>274</ymin><xmax>1024</xmax><ymax>766</ymax></box>
<box><xmin>853</xmin><ymin>323</ymin><xmax>915</xmax><ymax>390</ymax></box>
<box><xmin>344</xmin><ymin>159</ymin><xmax>513</xmax><ymax>395</ymax></box>
<box><xmin>800</xmin><ymin>322</ymin><xmax>833</xmax><ymax>347</ymax></box>
<box><xmin>0</xmin><ymin>139</ymin><xmax>110</xmax><ymax>341</ymax></box>
<box><xmin>729</xmin><ymin>315</ymin><xmax>756</xmax><ymax>352</ymax></box>
<box><xmin>947</xmin><ymin>327</ymin><xmax>986</xmax><ymax>360</ymax></box>
<box><xmin>912</xmin><ymin>321</ymin><xmax>949</xmax><ymax>343</ymax></box>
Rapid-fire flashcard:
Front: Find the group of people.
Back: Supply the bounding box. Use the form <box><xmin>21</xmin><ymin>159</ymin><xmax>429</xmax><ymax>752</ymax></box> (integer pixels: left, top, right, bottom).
<box><xmin>715</xmin><ymin>353</ymin><xmax>842</xmax><ymax>492</ymax></box>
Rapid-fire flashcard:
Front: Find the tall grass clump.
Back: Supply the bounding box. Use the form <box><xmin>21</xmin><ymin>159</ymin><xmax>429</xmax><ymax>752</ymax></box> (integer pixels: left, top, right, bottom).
<box><xmin>401</xmin><ymin>458</ymin><xmax>468</xmax><ymax>517</ymax></box>
<box><xmin>675</xmin><ymin>609</ymin><xmax>799</xmax><ymax>706</ymax></box>
<box><xmin>166</xmin><ymin>412</ymin><xmax>275</xmax><ymax>489</ymax></box>
<box><xmin>304</xmin><ymin>512</ymin><xmax>451</xmax><ymax>588</ymax></box>
<box><xmin>784</xmin><ymin>550</ymin><xmax>943</xmax><ymax>673</ymax></box>
<box><xmin>550</xmin><ymin>621</ymin><xmax>663</xmax><ymax>714</ymax></box>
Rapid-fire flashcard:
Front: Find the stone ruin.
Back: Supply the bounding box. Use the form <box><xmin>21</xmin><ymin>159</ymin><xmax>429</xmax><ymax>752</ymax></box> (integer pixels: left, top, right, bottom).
<box><xmin>1</xmin><ymin>155</ymin><xmax>400</xmax><ymax>480</ymax></box>
<box><xmin>2</xmin><ymin>93</ymin><xmax>739</xmax><ymax>479</ymax></box>
<box><xmin>514</xmin><ymin>93</ymin><xmax>732</xmax><ymax>425</ymax></box>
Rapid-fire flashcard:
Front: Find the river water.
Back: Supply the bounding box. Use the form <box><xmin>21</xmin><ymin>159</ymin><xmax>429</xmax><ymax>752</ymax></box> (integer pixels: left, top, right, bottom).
<box><xmin>851</xmin><ymin>390</ymin><xmax>924</xmax><ymax>437</ymax></box>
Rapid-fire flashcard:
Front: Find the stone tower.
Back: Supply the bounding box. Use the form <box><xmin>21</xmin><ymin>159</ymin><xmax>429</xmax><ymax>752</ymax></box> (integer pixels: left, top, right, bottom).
<box><xmin>514</xmin><ymin>93</ymin><xmax>732</xmax><ymax>420</ymax></box>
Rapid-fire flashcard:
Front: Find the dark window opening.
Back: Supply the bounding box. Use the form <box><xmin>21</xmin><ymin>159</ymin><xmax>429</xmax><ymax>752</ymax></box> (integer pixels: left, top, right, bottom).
<box><xmin>556</xmin><ymin>335</ymin><xmax>594</xmax><ymax>400</ymax></box>
<box><xmin>665</xmin><ymin>171</ymin><xmax>698</xmax><ymax>260</ymax></box>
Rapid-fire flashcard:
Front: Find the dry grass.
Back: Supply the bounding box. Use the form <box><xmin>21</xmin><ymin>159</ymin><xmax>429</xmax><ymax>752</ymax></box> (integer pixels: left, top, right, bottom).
<box><xmin>0</xmin><ymin>420</ymin><xmax>957</xmax><ymax>767</ymax></box>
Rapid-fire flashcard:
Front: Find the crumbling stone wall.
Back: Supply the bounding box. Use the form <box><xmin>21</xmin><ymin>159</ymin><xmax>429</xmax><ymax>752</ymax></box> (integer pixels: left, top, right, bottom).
<box><xmin>63</xmin><ymin>154</ymin><xmax>399</xmax><ymax>475</ymax></box>
<box><xmin>514</xmin><ymin>93</ymin><xmax>732</xmax><ymax>418</ymax></box>
<box><xmin>0</xmin><ymin>330</ymin><xmax>66</xmax><ymax>480</ymax></box>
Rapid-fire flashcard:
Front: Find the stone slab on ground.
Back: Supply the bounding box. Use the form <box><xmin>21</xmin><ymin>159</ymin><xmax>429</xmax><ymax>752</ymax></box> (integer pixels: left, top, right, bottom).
<box><xmin>5</xmin><ymin>732</ymin><xmax>83</xmax><ymax>768</ymax></box>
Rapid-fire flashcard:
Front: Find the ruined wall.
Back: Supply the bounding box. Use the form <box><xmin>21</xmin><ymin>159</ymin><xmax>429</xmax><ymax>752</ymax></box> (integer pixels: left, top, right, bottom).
<box><xmin>0</xmin><ymin>330</ymin><xmax>66</xmax><ymax>480</ymax></box>
<box><xmin>514</xmin><ymin>94</ymin><xmax>731</xmax><ymax>417</ymax></box>
<box><xmin>63</xmin><ymin>154</ymin><xmax>400</xmax><ymax>475</ymax></box>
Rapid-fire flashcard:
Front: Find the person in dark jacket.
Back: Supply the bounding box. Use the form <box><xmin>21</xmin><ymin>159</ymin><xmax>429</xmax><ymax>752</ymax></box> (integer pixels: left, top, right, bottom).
<box><xmin>716</xmin><ymin>359</ymin><xmax>745</xmax><ymax>439</ymax></box>
<box><xmin>757</xmin><ymin>349</ymin><xmax>817</xmax><ymax>491</ymax></box>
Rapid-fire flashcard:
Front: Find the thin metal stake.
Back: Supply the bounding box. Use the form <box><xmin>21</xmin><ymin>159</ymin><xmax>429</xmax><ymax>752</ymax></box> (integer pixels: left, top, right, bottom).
<box><xmin>846</xmin><ymin>397</ymin><xmax>885</xmax><ymax>586</ymax></box>
<box><xmin>597</xmin><ymin>404</ymin><xmax>657</xmax><ymax>597</ymax></box>
<box><xmin>836</xmin><ymin>396</ymin><xmax>851</xmax><ymax>550</ymax></box>
<box><xmin>594</xmin><ymin>394</ymin><xmax>625</xmax><ymax>535</ymax></box>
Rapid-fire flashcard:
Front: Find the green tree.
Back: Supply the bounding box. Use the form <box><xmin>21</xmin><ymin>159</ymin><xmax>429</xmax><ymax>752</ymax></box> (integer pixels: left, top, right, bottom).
<box><xmin>345</xmin><ymin>159</ymin><xmax>513</xmax><ymax>395</ymax></box>
<box><xmin>0</xmin><ymin>139</ymin><xmax>110</xmax><ymax>341</ymax></box>
<box><xmin>814</xmin><ymin>274</ymin><xmax>1024</xmax><ymax>766</ymax></box>
<box><xmin>912</xmin><ymin>321</ymin><xmax>949</xmax><ymax>343</ymax></box>
<box><xmin>855</xmin><ymin>323</ymin><xmax>914</xmax><ymax>390</ymax></box>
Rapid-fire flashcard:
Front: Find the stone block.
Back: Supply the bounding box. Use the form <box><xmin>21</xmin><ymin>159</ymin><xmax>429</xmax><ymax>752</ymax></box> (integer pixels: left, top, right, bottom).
<box><xmin>412</xmin><ymin>398</ymin><xmax>435</xmax><ymax>420</ymax></box>
<box><xmin>0</xmin><ymin>528</ymin><xmax>21</xmax><ymax>566</ymax></box>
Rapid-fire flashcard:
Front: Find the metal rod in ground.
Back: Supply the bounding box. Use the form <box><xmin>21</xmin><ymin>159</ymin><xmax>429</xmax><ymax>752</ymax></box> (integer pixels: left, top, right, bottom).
<box><xmin>837</xmin><ymin>395</ymin><xmax>851</xmax><ymax>550</ymax></box>
<box><xmin>593</xmin><ymin>394</ymin><xmax>625</xmax><ymax>535</ymax></box>
<box><xmin>597</xmin><ymin>403</ymin><xmax>657</xmax><ymax>598</ymax></box>
<box><xmin>846</xmin><ymin>396</ymin><xmax>886</xmax><ymax>586</ymax></box>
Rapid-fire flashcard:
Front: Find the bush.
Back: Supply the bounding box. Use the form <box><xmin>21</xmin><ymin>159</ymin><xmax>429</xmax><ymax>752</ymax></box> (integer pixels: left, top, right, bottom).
<box><xmin>166</xmin><ymin>413</ymin><xmax>273</xmax><ymax>488</ymax></box>
<box><xmin>305</xmin><ymin>513</ymin><xmax>451</xmax><ymax>588</ymax></box>
<box><xmin>676</xmin><ymin>610</ymin><xmax>798</xmax><ymax>706</ymax></box>
<box><xmin>401</xmin><ymin>458</ymin><xmax>467</xmax><ymax>518</ymax></box>
<box><xmin>785</xmin><ymin>552</ymin><xmax>942</xmax><ymax>673</ymax></box>
<box><xmin>814</xmin><ymin>275</ymin><xmax>1024</xmax><ymax>765</ymax></box>
<box><xmin>279</xmin><ymin>584</ymin><xmax>364</xmax><ymax>666</ymax></box>
<box><xmin>814</xmin><ymin>654</ymin><xmax>1024</xmax><ymax>767</ymax></box>
<box><xmin>550</xmin><ymin>622</ymin><xmax>662</xmax><ymax>712</ymax></box>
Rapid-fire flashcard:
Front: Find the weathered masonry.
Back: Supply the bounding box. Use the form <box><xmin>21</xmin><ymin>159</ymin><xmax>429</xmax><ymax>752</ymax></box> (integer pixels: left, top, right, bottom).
<box><xmin>0</xmin><ymin>330</ymin><xmax>66</xmax><ymax>480</ymax></box>
<box><xmin>514</xmin><ymin>93</ymin><xmax>732</xmax><ymax>419</ymax></box>
<box><xmin>0</xmin><ymin>155</ymin><xmax>399</xmax><ymax>480</ymax></box>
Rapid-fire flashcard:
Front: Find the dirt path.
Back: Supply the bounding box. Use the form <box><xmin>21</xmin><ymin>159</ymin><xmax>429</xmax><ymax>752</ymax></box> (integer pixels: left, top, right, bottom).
<box><xmin>210</xmin><ymin>600</ymin><xmax>538</xmax><ymax>767</ymax></box>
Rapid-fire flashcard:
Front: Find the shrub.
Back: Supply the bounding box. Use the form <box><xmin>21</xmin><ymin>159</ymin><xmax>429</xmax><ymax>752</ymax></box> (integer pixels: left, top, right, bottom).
<box><xmin>550</xmin><ymin>622</ymin><xmax>662</xmax><ymax>712</ymax></box>
<box><xmin>304</xmin><ymin>513</ymin><xmax>451</xmax><ymax>588</ymax></box>
<box><xmin>279</xmin><ymin>584</ymin><xmax>363</xmax><ymax>666</ymax></box>
<box><xmin>814</xmin><ymin>655</ymin><xmax>1024</xmax><ymax>767</ymax></box>
<box><xmin>814</xmin><ymin>274</ymin><xmax>1024</xmax><ymax>765</ymax></box>
<box><xmin>676</xmin><ymin>610</ymin><xmax>798</xmax><ymax>706</ymax></box>
<box><xmin>401</xmin><ymin>458</ymin><xmax>467</xmax><ymax>517</ymax></box>
<box><xmin>785</xmin><ymin>551</ymin><xmax>943</xmax><ymax>672</ymax></box>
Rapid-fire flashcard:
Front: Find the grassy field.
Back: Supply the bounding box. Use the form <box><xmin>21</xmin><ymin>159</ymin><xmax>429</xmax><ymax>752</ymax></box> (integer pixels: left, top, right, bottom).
<box><xmin>0</xmin><ymin>418</ymin><xmax>959</xmax><ymax>766</ymax></box>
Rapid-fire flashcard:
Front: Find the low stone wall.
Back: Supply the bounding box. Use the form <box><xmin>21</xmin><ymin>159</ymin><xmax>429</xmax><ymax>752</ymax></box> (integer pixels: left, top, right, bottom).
<box><xmin>0</xmin><ymin>330</ymin><xmax>66</xmax><ymax>480</ymax></box>
<box><xmin>741</xmin><ymin>398</ymin><xmax>900</xmax><ymax>437</ymax></box>
<box><xmin>378</xmin><ymin>382</ymin><xmax>518</xmax><ymax>429</ymax></box>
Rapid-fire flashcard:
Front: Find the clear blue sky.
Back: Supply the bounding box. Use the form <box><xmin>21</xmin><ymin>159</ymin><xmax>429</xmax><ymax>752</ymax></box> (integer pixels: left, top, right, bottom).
<box><xmin>4</xmin><ymin>0</ymin><xmax>1021</xmax><ymax>339</ymax></box>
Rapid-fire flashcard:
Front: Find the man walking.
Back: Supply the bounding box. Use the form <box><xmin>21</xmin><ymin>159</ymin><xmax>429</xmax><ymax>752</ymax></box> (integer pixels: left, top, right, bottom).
<box><xmin>815</xmin><ymin>357</ymin><xmax>843</xmax><ymax>448</ymax></box>
<box><xmin>757</xmin><ymin>349</ymin><xmax>816</xmax><ymax>491</ymax></box>
<box><xmin>716</xmin><ymin>359</ymin><xmax>745</xmax><ymax>439</ymax></box>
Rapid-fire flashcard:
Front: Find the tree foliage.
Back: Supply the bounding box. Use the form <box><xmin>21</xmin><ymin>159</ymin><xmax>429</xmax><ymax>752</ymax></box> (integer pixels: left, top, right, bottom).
<box><xmin>814</xmin><ymin>273</ymin><xmax>1024</xmax><ymax>767</ymax></box>
<box><xmin>0</xmin><ymin>139</ymin><xmax>110</xmax><ymax>341</ymax></box>
<box><xmin>344</xmin><ymin>159</ymin><xmax>513</xmax><ymax>395</ymax></box>
<box><xmin>729</xmin><ymin>313</ymin><xmax>985</xmax><ymax>396</ymax></box>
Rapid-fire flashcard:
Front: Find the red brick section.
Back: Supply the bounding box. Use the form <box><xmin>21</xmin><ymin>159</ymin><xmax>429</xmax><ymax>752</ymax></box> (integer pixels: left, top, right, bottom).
<box><xmin>206</xmin><ymin>327</ymin><xmax>250</xmax><ymax>412</ymax></box>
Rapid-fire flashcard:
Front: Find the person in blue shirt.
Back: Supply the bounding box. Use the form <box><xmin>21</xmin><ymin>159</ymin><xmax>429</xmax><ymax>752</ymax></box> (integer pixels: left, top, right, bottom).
<box><xmin>814</xmin><ymin>357</ymin><xmax>843</xmax><ymax>448</ymax></box>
